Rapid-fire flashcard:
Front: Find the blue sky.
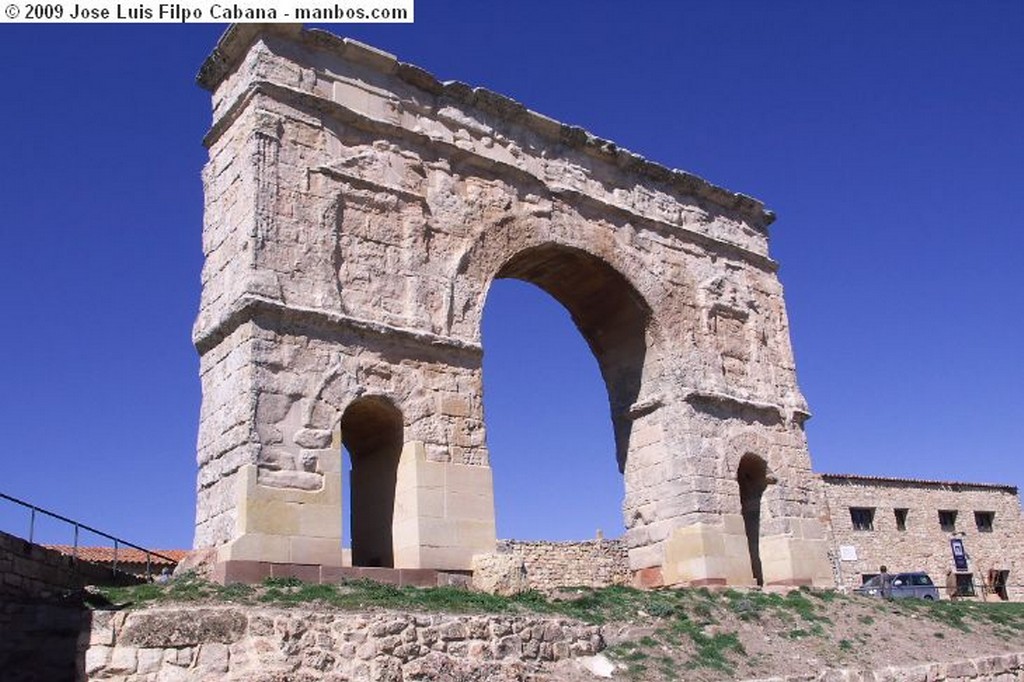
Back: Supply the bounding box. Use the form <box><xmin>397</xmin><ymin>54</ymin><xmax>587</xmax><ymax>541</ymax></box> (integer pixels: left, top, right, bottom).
<box><xmin>1</xmin><ymin>2</ymin><xmax>1021</xmax><ymax>551</ymax></box>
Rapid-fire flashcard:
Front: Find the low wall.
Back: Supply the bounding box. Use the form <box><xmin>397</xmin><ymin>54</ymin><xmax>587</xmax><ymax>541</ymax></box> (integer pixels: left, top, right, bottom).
<box><xmin>73</xmin><ymin>601</ymin><xmax>1024</xmax><ymax>682</ymax></box>
<box><xmin>0</xmin><ymin>529</ymin><xmax>140</xmax><ymax>600</ymax></box>
<box><xmin>0</xmin><ymin>531</ymin><xmax>99</xmax><ymax>682</ymax></box>
<box><xmin>0</xmin><ymin>599</ymin><xmax>89</xmax><ymax>682</ymax></box>
<box><xmin>84</xmin><ymin>606</ymin><xmax>604</xmax><ymax>681</ymax></box>
<box><xmin>498</xmin><ymin>539</ymin><xmax>630</xmax><ymax>592</ymax></box>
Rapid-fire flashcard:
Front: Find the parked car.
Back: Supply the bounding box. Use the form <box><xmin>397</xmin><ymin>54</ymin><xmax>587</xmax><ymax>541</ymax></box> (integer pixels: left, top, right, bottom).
<box><xmin>855</xmin><ymin>572</ymin><xmax>940</xmax><ymax>600</ymax></box>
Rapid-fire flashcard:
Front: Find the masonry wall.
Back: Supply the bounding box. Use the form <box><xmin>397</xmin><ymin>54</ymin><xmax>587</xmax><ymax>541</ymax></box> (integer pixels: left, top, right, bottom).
<box><xmin>0</xmin><ymin>530</ymin><xmax>141</xmax><ymax>599</ymax></box>
<box><xmin>821</xmin><ymin>476</ymin><xmax>1024</xmax><ymax>599</ymax></box>
<box><xmin>81</xmin><ymin>605</ymin><xmax>1024</xmax><ymax>682</ymax></box>
<box><xmin>0</xmin><ymin>531</ymin><xmax>111</xmax><ymax>682</ymax></box>
<box><xmin>498</xmin><ymin>539</ymin><xmax>630</xmax><ymax>592</ymax></box>
<box><xmin>83</xmin><ymin>606</ymin><xmax>603</xmax><ymax>681</ymax></box>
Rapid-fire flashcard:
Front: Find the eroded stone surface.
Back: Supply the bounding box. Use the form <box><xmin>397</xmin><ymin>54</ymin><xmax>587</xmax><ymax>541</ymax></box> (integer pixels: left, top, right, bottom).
<box><xmin>120</xmin><ymin>608</ymin><xmax>247</xmax><ymax>647</ymax></box>
<box><xmin>193</xmin><ymin>25</ymin><xmax>830</xmax><ymax>586</ymax></box>
<box><xmin>471</xmin><ymin>552</ymin><xmax>528</xmax><ymax>596</ymax></box>
<box><xmin>86</xmin><ymin>606</ymin><xmax>601</xmax><ymax>681</ymax></box>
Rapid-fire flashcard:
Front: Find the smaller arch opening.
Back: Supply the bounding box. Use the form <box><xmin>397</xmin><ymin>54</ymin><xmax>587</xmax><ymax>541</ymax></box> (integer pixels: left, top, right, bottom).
<box><xmin>341</xmin><ymin>396</ymin><xmax>403</xmax><ymax>568</ymax></box>
<box><xmin>737</xmin><ymin>454</ymin><xmax>769</xmax><ymax>586</ymax></box>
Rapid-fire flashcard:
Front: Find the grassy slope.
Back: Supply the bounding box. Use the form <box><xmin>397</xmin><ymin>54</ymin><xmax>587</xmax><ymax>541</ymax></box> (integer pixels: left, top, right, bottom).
<box><xmin>95</xmin><ymin>577</ymin><xmax>1024</xmax><ymax>681</ymax></box>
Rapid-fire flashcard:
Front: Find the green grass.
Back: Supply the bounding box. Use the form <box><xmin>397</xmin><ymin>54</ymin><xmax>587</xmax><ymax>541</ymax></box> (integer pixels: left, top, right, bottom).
<box><xmin>893</xmin><ymin>598</ymin><xmax>1024</xmax><ymax>635</ymax></box>
<box><xmin>656</xmin><ymin>654</ymin><xmax>679</xmax><ymax>680</ymax></box>
<box><xmin>722</xmin><ymin>587</ymin><xmax>784</xmax><ymax>622</ymax></box>
<box><xmin>684</xmin><ymin>628</ymin><xmax>745</xmax><ymax>672</ymax></box>
<box><xmin>97</xmin><ymin>574</ymin><xmax>707</xmax><ymax>625</ymax></box>
<box><xmin>863</xmin><ymin>596</ymin><xmax>1024</xmax><ymax>636</ymax></box>
<box><xmin>661</xmin><ymin>609</ymin><xmax>744</xmax><ymax>673</ymax></box>
<box><xmin>808</xmin><ymin>588</ymin><xmax>843</xmax><ymax>603</ymax></box>
<box><xmin>607</xmin><ymin>641</ymin><xmax>650</xmax><ymax>680</ymax></box>
<box><xmin>782</xmin><ymin>589</ymin><xmax>832</xmax><ymax>624</ymax></box>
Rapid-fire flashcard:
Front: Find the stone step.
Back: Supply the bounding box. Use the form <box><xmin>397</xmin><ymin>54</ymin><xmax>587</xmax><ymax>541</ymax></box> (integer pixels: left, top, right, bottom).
<box><xmin>214</xmin><ymin>560</ymin><xmax>471</xmax><ymax>588</ymax></box>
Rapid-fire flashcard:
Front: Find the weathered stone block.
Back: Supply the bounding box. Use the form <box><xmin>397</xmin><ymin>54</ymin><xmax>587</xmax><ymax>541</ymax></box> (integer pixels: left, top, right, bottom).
<box><xmin>121</xmin><ymin>609</ymin><xmax>247</xmax><ymax>648</ymax></box>
<box><xmin>471</xmin><ymin>553</ymin><xmax>528</xmax><ymax>596</ymax></box>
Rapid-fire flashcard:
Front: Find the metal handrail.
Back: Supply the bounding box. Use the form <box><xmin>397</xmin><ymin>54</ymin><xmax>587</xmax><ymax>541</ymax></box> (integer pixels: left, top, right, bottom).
<box><xmin>0</xmin><ymin>491</ymin><xmax>177</xmax><ymax>579</ymax></box>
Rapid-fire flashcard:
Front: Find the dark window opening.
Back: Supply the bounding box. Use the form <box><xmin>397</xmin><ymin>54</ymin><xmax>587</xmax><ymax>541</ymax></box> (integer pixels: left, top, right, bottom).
<box><xmin>989</xmin><ymin>569</ymin><xmax>1009</xmax><ymax>601</ymax></box>
<box><xmin>861</xmin><ymin>573</ymin><xmax>879</xmax><ymax>585</ymax></box>
<box><xmin>850</xmin><ymin>507</ymin><xmax>875</xmax><ymax>531</ymax></box>
<box><xmin>955</xmin><ymin>572</ymin><xmax>975</xmax><ymax>597</ymax></box>
<box><xmin>975</xmin><ymin>511</ymin><xmax>994</xmax><ymax>533</ymax></box>
<box><xmin>894</xmin><ymin>508</ymin><xmax>908</xmax><ymax>531</ymax></box>
<box><xmin>939</xmin><ymin>510</ymin><xmax>957</xmax><ymax>533</ymax></box>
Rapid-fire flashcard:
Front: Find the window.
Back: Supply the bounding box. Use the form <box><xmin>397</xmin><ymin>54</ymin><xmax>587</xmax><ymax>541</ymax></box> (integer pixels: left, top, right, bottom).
<box><xmin>861</xmin><ymin>573</ymin><xmax>879</xmax><ymax>585</ymax></box>
<box><xmin>894</xmin><ymin>508</ymin><xmax>908</xmax><ymax>531</ymax></box>
<box><xmin>975</xmin><ymin>511</ymin><xmax>994</xmax><ymax>533</ymax></box>
<box><xmin>850</xmin><ymin>507</ymin><xmax>875</xmax><ymax>531</ymax></box>
<box><xmin>938</xmin><ymin>510</ymin><xmax>957</xmax><ymax>532</ymax></box>
<box><xmin>911</xmin><ymin>574</ymin><xmax>933</xmax><ymax>586</ymax></box>
<box><xmin>955</xmin><ymin>573</ymin><xmax>976</xmax><ymax>597</ymax></box>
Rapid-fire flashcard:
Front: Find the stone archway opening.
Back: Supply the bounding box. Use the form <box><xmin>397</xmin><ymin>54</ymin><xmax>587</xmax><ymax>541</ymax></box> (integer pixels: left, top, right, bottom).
<box><xmin>340</xmin><ymin>396</ymin><xmax>403</xmax><ymax>568</ymax></box>
<box><xmin>737</xmin><ymin>453</ymin><xmax>769</xmax><ymax>586</ymax></box>
<box><xmin>493</xmin><ymin>243</ymin><xmax>652</xmax><ymax>474</ymax></box>
<box><xmin>481</xmin><ymin>243</ymin><xmax>652</xmax><ymax>540</ymax></box>
<box><xmin>482</xmin><ymin>279</ymin><xmax>623</xmax><ymax>539</ymax></box>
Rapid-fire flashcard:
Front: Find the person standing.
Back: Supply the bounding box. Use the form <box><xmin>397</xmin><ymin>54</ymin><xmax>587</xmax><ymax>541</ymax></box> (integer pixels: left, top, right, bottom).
<box><xmin>946</xmin><ymin>569</ymin><xmax>958</xmax><ymax>600</ymax></box>
<box><xmin>879</xmin><ymin>565</ymin><xmax>893</xmax><ymax>599</ymax></box>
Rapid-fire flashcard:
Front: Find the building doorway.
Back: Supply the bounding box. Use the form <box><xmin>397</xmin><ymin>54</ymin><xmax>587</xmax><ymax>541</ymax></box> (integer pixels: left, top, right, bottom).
<box><xmin>340</xmin><ymin>396</ymin><xmax>403</xmax><ymax>567</ymax></box>
<box><xmin>737</xmin><ymin>454</ymin><xmax>769</xmax><ymax>586</ymax></box>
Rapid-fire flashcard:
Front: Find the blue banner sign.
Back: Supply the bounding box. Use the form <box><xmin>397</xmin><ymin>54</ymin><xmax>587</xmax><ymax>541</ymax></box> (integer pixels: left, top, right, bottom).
<box><xmin>950</xmin><ymin>538</ymin><xmax>969</xmax><ymax>571</ymax></box>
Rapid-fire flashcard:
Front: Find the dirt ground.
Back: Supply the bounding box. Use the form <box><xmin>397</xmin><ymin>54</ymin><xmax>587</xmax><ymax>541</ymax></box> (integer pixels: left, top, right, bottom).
<box><xmin>579</xmin><ymin>589</ymin><xmax>1024</xmax><ymax>681</ymax></box>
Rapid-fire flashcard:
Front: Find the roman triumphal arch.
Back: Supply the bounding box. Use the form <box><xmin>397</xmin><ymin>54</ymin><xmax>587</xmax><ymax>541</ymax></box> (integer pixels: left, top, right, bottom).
<box><xmin>193</xmin><ymin>25</ymin><xmax>832</xmax><ymax>588</ymax></box>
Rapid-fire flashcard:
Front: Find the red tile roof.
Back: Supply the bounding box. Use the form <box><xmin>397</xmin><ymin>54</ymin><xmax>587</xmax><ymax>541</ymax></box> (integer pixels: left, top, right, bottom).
<box><xmin>45</xmin><ymin>545</ymin><xmax>188</xmax><ymax>566</ymax></box>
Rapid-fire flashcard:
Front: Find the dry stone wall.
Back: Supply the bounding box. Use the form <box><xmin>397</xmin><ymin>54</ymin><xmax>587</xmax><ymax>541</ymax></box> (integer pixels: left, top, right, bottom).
<box><xmin>79</xmin><ymin>604</ymin><xmax>1024</xmax><ymax>682</ymax></box>
<box><xmin>0</xmin><ymin>531</ymin><xmax>113</xmax><ymax>682</ymax></box>
<box><xmin>496</xmin><ymin>539</ymin><xmax>630</xmax><ymax>592</ymax></box>
<box><xmin>83</xmin><ymin>606</ymin><xmax>603</xmax><ymax>681</ymax></box>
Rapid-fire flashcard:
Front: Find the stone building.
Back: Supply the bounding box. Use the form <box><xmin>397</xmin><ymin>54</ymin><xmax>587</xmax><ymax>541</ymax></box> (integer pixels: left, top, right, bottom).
<box><xmin>820</xmin><ymin>474</ymin><xmax>1023</xmax><ymax>600</ymax></box>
